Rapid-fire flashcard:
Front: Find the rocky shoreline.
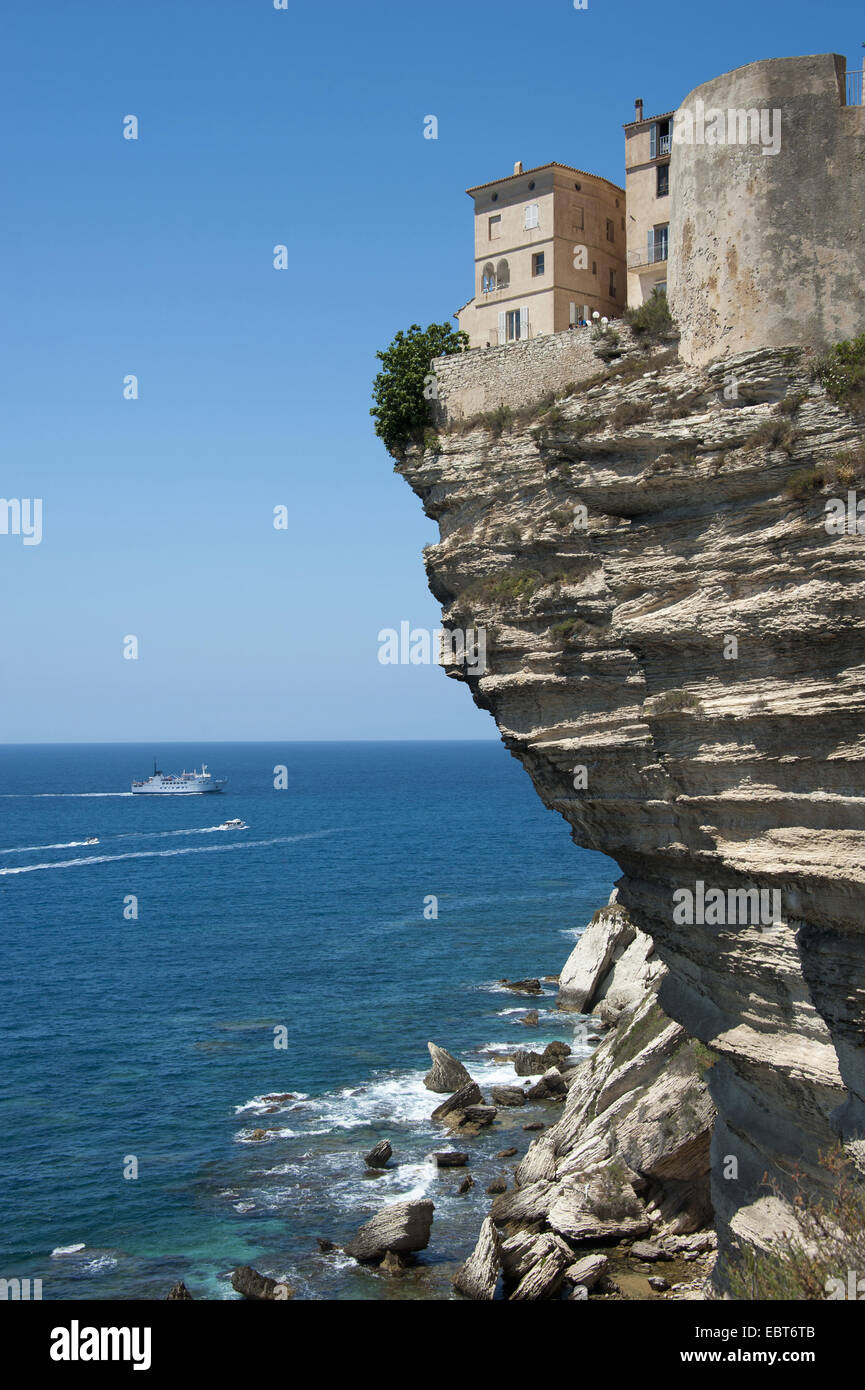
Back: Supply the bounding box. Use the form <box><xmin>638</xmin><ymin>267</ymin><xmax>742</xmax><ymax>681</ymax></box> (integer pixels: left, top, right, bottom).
<box><xmin>193</xmin><ymin>891</ymin><xmax>717</xmax><ymax>1302</ymax></box>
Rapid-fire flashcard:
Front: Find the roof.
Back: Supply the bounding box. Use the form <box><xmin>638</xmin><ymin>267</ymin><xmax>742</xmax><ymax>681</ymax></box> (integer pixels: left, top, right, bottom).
<box><xmin>466</xmin><ymin>161</ymin><xmax>624</xmax><ymax>197</ymax></box>
<box><xmin>622</xmin><ymin>108</ymin><xmax>676</xmax><ymax>130</ymax></box>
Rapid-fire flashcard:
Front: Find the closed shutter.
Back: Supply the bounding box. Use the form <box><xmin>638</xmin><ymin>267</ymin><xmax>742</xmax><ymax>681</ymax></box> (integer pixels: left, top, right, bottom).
<box><xmin>519</xmin><ymin>306</ymin><xmax>528</xmax><ymax>340</ymax></box>
<box><xmin>569</xmin><ymin>301</ymin><xmax>576</xmax><ymax>326</ymax></box>
<box><xmin>525</xmin><ymin>203</ymin><xmax>538</xmax><ymax>229</ymax></box>
<box><xmin>498</xmin><ymin>310</ymin><xmax>506</xmax><ymax>345</ymax></box>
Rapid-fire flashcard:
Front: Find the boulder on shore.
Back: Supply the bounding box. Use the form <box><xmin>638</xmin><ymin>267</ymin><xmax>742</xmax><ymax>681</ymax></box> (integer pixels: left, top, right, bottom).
<box><xmin>433</xmin><ymin>1151</ymin><xmax>469</xmax><ymax>1167</ymax></box>
<box><xmin>564</xmin><ymin>1253</ymin><xmax>608</xmax><ymax>1290</ymax></box>
<box><xmin>512</xmin><ymin>1049</ymin><xmax>547</xmax><ymax>1077</ymax></box>
<box><xmin>521</xmin><ymin>1010</ymin><xmax>539</xmax><ymax>1027</ymax></box>
<box><xmin>462</xmin><ymin>1104</ymin><xmax>497</xmax><ymax>1127</ymax></box>
<box><xmin>526</xmin><ymin>1067</ymin><xmax>567</xmax><ymax>1100</ymax></box>
<box><xmin>423</xmin><ymin>1042</ymin><xmax>474</xmax><ymax>1094</ymax></box>
<box><xmin>165</xmin><ymin>1281</ymin><xmax>193</xmax><ymax>1300</ymax></box>
<box><xmin>499</xmin><ymin>978</ymin><xmax>542</xmax><ymax>995</ymax></box>
<box><xmin>344</xmin><ymin>1199</ymin><xmax>434</xmax><ymax>1264</ymax></box>
<box><xmin>453</xmin><ymin>1217</ymin><xmax>502</xmax><ymax>1301</ymax></box>
<box><xmin>364</xmin><ymin>1140</ymin><xmax>393</xmax><ymax>1168</ymax></box>
<box><xmin>491</xmin><ymin>1085</ymin><xmax>525</xmax><ymax>1107</ymax></box>
<box><xmin>231</xmin><ymin>1266</ymin><xmax>293</xmax><ymax>1300</ymax></box>
<box><xmin>430</xmin><ymin>1080</ymin><xmax>483</xmax><ymax>1120</ymax></box>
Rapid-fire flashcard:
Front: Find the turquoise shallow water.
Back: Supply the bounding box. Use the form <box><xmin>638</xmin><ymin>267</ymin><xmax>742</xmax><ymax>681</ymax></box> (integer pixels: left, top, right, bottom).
<box><xmin>0</xmin><ymin>741</ymin><xmax>616</xmax><ymax>1299</ymax></box>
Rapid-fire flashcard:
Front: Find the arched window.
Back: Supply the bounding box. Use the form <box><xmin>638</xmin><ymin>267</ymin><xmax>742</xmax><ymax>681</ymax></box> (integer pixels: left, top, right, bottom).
<box><xmin>481</xmin><ymin>262</ymin><xmax>495</xmax><ymax>293</ymax></box>
<box><xmin>496</xmin><ymin>258</ymin><xmax>510</xmax><ymax>290</ymax></box>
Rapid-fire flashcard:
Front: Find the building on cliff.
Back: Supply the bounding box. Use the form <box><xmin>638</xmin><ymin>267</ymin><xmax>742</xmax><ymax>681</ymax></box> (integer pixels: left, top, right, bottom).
<box><xmin>668</xmin><ymin>52</ymin><xmax>865</xmax><ymax>363</ymax></box>
<box><xmin>623</xmin><ymin>98</ymin><xmax>673</xmax><ymax>308</ymax></box>
<box><xmin>456</xmin><ymin>161</ymin><xmax>626</xmax><ymax>349</ymax></box>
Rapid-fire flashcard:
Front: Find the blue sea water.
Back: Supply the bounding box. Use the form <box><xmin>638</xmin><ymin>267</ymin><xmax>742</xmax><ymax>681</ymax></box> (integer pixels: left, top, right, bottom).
<box><xmin>0</xmin><ymin>742</ymin><xmax>616</xmax><ymax>1300</ymax></box>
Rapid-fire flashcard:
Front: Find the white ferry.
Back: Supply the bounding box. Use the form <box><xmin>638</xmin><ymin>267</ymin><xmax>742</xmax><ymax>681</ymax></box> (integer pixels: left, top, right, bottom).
<box><xmin>131</xmin><ymin>761</ymin><xmax>227</xmax><ymax>795</ymax></box>
<box><xmin>218</xmin><ymin>819</ymin><xmax>248</xmax><ymax>831</ymax></box>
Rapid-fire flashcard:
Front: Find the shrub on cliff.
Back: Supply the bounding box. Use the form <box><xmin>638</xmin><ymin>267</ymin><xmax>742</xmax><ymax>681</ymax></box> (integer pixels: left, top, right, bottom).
<box><xmin>624</xmin><ymin>289</ymin><xmax>675</xmax><ymax>341</ymax></box>
<box><xmin>815</xmin><ymin>334</ymin><xmax>865</xmax><ymax>416</ymax></box>
<box><xmin>727</xmin><ymin>1147</ymin><xmax>865</xmax><ymax>1300</ymax></box>
<box><xmin>370</xmin><ymin>322</ymin><xmax>468</xmax><ymax>456</ymax></box>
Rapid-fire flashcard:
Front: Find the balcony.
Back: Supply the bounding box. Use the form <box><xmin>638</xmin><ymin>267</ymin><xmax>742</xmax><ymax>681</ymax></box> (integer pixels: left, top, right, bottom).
<box><xmin>659</xmin><ymin>133</ymin><xmax>672</xmax><ymax>155</ymax></box>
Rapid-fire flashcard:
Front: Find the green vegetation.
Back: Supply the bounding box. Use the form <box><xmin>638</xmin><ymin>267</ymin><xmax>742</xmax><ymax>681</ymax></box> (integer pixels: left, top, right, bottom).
<box><xmin>624</xmin><ymin>289</ymin><xmax>675</xmax><ymax>341</ymax></box>
<box><xmin>824</xmin><ymin>443</ymin><xmax>865</xmax><ymax>488</ymax></box>
<box><xmin>608</xmin><ymin>999</ymin><xmax>669</xmax><ymax>1070</ymax></box>
<box><xmin>550</xmin><ymin>617</ymin><xmax>598</xmax><ymax>644</ymax></box>
<box><xmin>644</xmin><ymin>688</ymin><xmax>703</xmax><ymax>714</ymax></box>
<box><xmin>727</xmin><ymin>1148</ymin><xmax>865</xmax><ymax>1300</ymax></box>
<box><xmin>691</xmin><ymin>1041</ymin><xmax>719</xmax><ymax>1078</ymax></box>
<box><xmin>370</xmin><ymin>322</ymin><xmax>468</xmax><ymax>456</ymax></box>
<box><xmin>423</xmin><ymin>428</ymin><xmax>440</xmax><ymax>452</ymax></box>
<box><xmin>776</xmin><ymin>390</ymin><xmax>808</xmax><ymax>418</ymax></box>
<box><xmin>743</xmin><ymin>418</ymin><xmax>800</xmax><ymax>455</ymax></box>
<box><xmin>784</xmin><ymin>467</ymin><xmax>824</xmax><ymax>501</ymax></box>
<box><xmin>612</xmin><ymin>400</ymin><xmax>652</xmax><ymax>428</ymax></box>
<box><xmin>814</xmin><ymin>334</ymin><xmax>865</xmax><ymax>416</ymax></box>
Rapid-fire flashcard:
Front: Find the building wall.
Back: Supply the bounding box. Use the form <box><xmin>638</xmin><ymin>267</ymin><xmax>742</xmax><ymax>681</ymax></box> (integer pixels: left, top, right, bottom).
<box><xmin>669</xmin><ymin>53</ymin><xmax>865</xmax><ymax>365</ymax></box>
<box><xmin>457</xmin><ymin>165</ymin><xmax>626</xmax><ymax>348</ymax></box>
<box><xmin>624</xmin><ymin>115</ymin><xmax>672</xmax><ymax>307</ymax></box>
<box><xmin>430</xmin><ymin>323</ymin><xmax>639</xmax><ymax>425</ymax></box>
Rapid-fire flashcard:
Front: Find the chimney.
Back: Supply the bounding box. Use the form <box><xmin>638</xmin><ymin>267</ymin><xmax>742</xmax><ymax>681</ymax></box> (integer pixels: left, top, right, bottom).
<box><xmin>635</xmin><ymin>99</ymin><xmax>644</xmax><ymax>123</ymax></box>
<box><xmin>513</xmin><ymin>160</ymin><xmax>523</xmax><ymax>175</ymax></box>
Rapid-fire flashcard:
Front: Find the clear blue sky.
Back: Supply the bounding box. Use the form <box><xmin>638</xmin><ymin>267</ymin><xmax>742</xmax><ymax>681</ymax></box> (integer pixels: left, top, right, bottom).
<box><xmin>0</xmin><ymin>0</ymin><xmax>859</xmax><ymax>741</ymax></box>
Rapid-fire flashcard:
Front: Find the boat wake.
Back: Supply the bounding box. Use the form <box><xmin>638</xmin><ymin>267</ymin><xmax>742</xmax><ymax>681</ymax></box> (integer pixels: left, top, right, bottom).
<box><xmin>0</xmin><ymin>829</ymin><xmax>341</xmax><ymax>876</ymax></box>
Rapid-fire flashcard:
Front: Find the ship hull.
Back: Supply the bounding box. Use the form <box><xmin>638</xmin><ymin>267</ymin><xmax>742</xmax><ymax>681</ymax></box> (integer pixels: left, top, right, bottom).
<box><xmin>130</xmin><ymin>785</ymin><xmax>226</xmax><ymax>795</ymax></box>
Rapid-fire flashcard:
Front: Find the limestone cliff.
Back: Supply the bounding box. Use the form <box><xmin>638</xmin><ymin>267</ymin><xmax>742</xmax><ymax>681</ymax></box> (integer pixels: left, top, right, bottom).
<box><xmin>397</xmin><ymin>338</ymin><xmax>865</xmax><ymax>1283</ymax></box>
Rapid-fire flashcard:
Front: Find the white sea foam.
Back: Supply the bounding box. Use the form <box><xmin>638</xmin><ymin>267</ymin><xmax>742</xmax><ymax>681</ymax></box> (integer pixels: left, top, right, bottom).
<box><xmin>311</xmin><ymin>1071</ymin><xmax>438</xmax><ymax>1131</ymax></box>
<box><xmin>0</xmin><ymin>829</ymin><xmax>341</xmax><ymax>876</ymax></box>
<box><xmin>1</xmin><ymin>840</ymin><xmax>99</xmax><ymax>855</ymax></box>
<box><xmin>83</xmin><ymin>1255</ymin><xmax>118</xmax><ymax>1274</ymax></box>
<box><xmin>234</xmin><ymin>1093</ymin><xmax>308</xmax><ymax>1116</ymax></box>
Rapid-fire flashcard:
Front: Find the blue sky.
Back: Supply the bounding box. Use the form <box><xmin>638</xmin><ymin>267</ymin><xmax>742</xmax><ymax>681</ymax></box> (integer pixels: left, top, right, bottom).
<box><xmin>0</xmin><ymin>0</ymin><xmax>859</xmax><ymax>741</ymax></box>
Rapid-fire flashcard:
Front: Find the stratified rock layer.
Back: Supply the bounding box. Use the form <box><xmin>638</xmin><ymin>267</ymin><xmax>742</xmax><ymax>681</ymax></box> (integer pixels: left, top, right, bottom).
<box><xmin>398</xmin><ymin>341</ymin><xmax>865</xmax><ymax>1281</ymax></box>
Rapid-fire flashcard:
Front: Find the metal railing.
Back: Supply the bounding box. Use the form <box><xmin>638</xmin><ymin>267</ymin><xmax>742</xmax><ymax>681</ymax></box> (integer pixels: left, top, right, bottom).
<box><xmin>846</xmin><ymin>69</ymin><xmax>863</xmax><ymax>104</ymax></box>
<box><xmin>647</xmin><ymin>239</ymin><xmax>668</xmax><ymax>265</ymax></box>
<box><xmin>659</xmin><ymin>133</ymin><xmax>672</xmax><ymax>154</ymax></box>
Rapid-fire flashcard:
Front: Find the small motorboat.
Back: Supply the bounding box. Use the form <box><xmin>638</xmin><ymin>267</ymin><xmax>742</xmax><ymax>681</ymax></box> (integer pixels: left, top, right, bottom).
<box><xmin>217</xmin><ymin>819</ymin><xmax>248</xmax><ymax>831</ymax></box>
<box><xmin>83</xmin><ymin>836</ymin><xmax>99</xmax><ymax>845</ymax></box>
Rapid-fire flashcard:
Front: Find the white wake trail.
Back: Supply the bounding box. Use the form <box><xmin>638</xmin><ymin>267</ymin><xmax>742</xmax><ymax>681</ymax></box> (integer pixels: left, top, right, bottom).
<box><xmin>0</xmin><ymin>829</ymin><xmax>340</xmax><ymax>877</ymax></box>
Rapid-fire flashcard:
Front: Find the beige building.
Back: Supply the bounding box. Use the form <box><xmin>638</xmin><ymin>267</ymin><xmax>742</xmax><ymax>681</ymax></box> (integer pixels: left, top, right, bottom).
<box><xmin>456</xmin><ymin>161</ymin><xmax>627</xmax><ymax>348</ymax></box>
<box><xmin>623</xmin><ymin>101</ymin><xmax>673</xmax><ymax>306</ymax></box>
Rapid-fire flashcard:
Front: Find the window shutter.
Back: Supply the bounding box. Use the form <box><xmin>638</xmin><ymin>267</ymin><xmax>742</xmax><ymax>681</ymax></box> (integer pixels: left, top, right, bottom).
<box><xmin>569</xmin><ymin>301</ymin><xmax>576</xmax><ymax>326</ymax></box>
<box><xmin>525</xmin><ymin>203</ymin><xmax>538</xmax><ymax>229</ymax></box>
<box><xmin>498</xmin><ymin>310</ymin><xmax>506</xmax><ymax>345</ymax></box>
<box><xmin>650</xmin><ymin>125</ymin><xmax>657</xmax><ymax>159</ymax></box>
<box><xmin>519</xmin><ymin>306</ymin><xmax>528</xmax><ymax>339</ymax></box>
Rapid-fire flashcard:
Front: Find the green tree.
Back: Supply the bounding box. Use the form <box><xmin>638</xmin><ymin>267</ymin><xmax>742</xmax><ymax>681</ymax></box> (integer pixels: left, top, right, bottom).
<box><xmin>370</xmin><ymin>322</ymin><xmax>468</xmax><ymax>456</ymax></box>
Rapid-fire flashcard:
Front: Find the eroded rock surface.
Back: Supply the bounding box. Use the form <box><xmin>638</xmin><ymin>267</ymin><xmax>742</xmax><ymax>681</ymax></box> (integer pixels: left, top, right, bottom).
<box><xmin>398</xmin><ymin>341</ymin><xmax>865</xmax><ymax>1281</ymax></box>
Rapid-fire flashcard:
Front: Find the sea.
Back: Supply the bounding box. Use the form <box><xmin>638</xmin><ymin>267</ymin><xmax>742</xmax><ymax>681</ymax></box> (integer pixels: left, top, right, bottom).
<box><xmin>0</xmin><ymin>741</ymin><xmax>616</xmax><ymax>1300</ymax></box>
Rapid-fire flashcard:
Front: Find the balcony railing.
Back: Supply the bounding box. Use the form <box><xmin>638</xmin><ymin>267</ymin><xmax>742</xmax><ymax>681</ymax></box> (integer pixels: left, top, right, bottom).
<box><xmin>647</xmin><ymin>240</ymin><xmax>668</xmax><ymax>265</ymax></box>
<box><xmin>659</xmin><ymin>133</ymin><xmax>672</xmax><ymax>154</ymax></box>
<box><xmin>846</xmin><ymin>69</ymin><xmax>863</xmax><ymax>105</ymax></box>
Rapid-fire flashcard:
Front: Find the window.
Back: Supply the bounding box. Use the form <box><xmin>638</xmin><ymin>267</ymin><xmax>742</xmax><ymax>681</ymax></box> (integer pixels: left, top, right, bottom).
<box><xmin>609</xmin><ymin>268</ymin><xmax>617</xmax><ymax>297</ymax></box>
<box><xmin>532</xmin><ymin>251</ymin><xmax>545</xmax><ymax>277</ymax></box>
<box><xmin>592</xmin><ymin>260</ymin><xmax>597</xmax><ymax>275</ymax></box>
<box><xmin>650</xmin><ymin>118</ymin><xmax>672</xmax><ymax>159</ymax></box>
<box><xmin>489</xmin><ymin>214</ymin><xmax>501</xmax><ymax>239</ymax></box>
<box><xmin>525</xmin><ymin>203</ymin><xmax>539</xmax><ymax>229</ymax></box>
<box><xmin>657</xmin><ymin>162</ymin><xmax>669</xmax><ymax>197</ymax></box>
<box><xmin>648</xmin><ymin>224</ymin><xmax>669</xmax><ymax>263</ymax></box>
<box><xmin>481</xmin><ymin>262</ymin><xmax>495</xmax><ymax>293</ymax></box>
<box><xmin>505</xmin><ymin>308</ymin><xmax>527</xmax><ymax>341</ymax></box>
<box><xmin>606</xmin><ymin>218</ymin><xmax>615</xmax><ymax>242</ymax></box>
<box><xmin>572</xmin><ymin>205</ymin><xmax>584</xmax><ymax>231</ymax></box>
<box><xmin>495</xmin><ymin>258</ymin><xmax>510</xmax><ymax>289</ymax></box>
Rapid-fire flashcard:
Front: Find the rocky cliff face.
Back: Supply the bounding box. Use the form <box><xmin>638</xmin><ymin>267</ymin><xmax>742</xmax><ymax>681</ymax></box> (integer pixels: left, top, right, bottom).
<box><xmin>397</xmin><ymin>339</ymin><xmax>865</xmax><ymax>1282</ymax></box>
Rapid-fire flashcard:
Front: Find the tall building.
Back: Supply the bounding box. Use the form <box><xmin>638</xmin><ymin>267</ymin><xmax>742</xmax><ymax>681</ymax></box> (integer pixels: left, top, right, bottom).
<box><xmin>623</xmin><ymin>100</ymin><xmax>673</xmax><ymax>307</ymax></box>
<box><xmin>456</xmin><ymin>161</ymin><xmax>627</xmax><ymax>349</ymax></box>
